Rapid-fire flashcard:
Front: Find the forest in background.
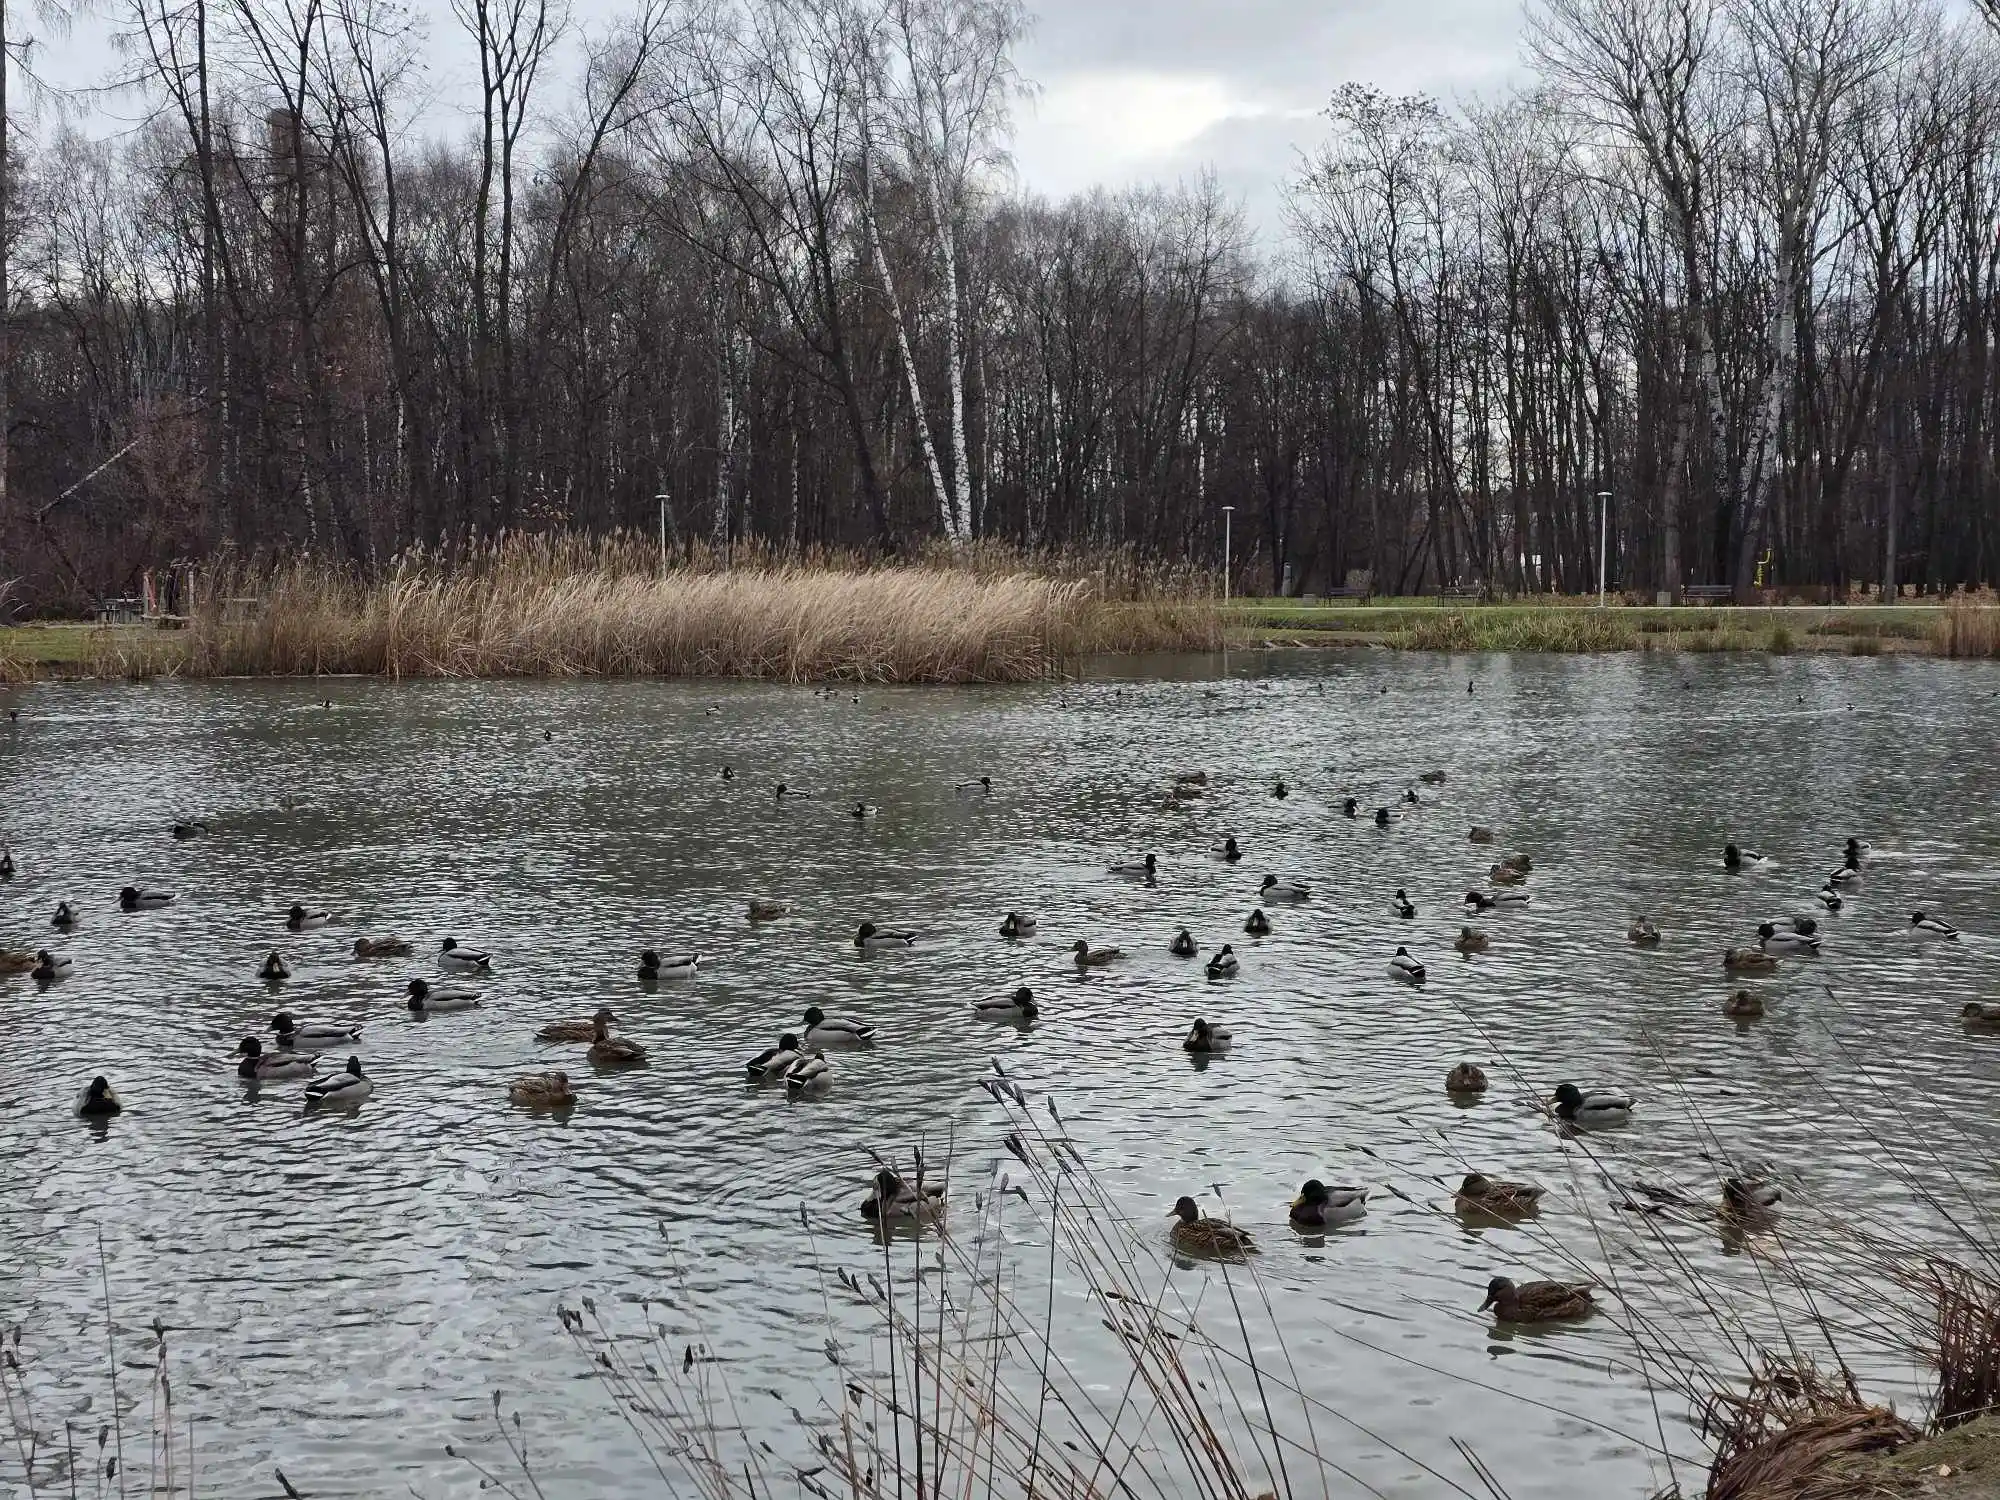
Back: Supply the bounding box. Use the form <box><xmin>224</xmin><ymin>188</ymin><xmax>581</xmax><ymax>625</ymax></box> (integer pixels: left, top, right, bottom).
<box><xmin>2</xmin><ymin>0</ymin><xmax>2000</xmax><ymax>613</ymax></box>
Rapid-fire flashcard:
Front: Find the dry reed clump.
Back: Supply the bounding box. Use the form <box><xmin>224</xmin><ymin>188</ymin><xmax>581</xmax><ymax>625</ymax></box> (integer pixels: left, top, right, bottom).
<box><xmin>1702</xmin><ymin>1363</ymin><xmax>1919</xmax><ymax>1500</ymax></box>
<box><xmin>1920</xmin><ymin>1265</ymin><xmax>2000</xmax><ymax>1431</ymax></box>
<box><xmin>1401</xmin><ymin>612</ymin><xmax>1480</xmax><ymax>651</ymax></box>
<box><xmin>1936</xmin><ymin>601</ymin><xmax>2000</xmax><ymax>659</ymax></box>
<box><xmin>1397</xmin><ymin>610</ymin><xmax>1635</xmax><ymax>653</ymax></box>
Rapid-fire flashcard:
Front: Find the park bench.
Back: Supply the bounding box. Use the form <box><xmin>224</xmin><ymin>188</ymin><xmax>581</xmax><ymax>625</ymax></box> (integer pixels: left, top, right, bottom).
<box><xmin>1683</xmin><ymin>585</ymin><xmax>1735</xmax><ymax>605</ymax></box>
<box><xmin>96</xmin><ymin>596</ymin><xmax>144</xmax><ymax>623</ymax></box>
<box><xmin>1438</xmin><ymin>586</ymin><xmax>1484</xmax><ymax>604</ymax></box>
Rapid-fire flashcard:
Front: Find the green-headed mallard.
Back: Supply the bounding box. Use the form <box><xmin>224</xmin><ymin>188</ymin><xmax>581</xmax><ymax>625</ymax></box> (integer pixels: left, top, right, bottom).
<box><xmin>33</xmin><ymin>951</ymin><xmax>73</xmax><ymax>984</ymax></box>
<box><xmin>999</xmin><ymin>911</ymin><xmax>1037</xmax><ymax>938</ymax></box>
<box><xmin>75</xmin><ymin>1076</ymin><xmax>122</xmax><ymax>1117</ymax></box>
<box><xmin>638</xmin><ymin>949</ymin><xmax>699</xmax><ymax>980</ymax></box>
<box><xmin>407</xmin><ymin>978</ymin><xmax>481</xmax><ymax>1014</ymax></box>
<box><xmin>1289</xmin><ymin>1179</ymin><xmax>1366</xmax><ymax>1230</ymax></box>
<box><xmin>509</xmin><ymin>1070</ymin><xmax>576</xmax><ymax>1109</ymax></box>
<box><xmin>1168</xmin><ymin>1196</ymin><xmax>1254</xmax><ymax>1257</ymax></box>
<box><xmin>1912</xmin><ymin>911</ymin><xmax>1960</xmax><ymax>940</ymax></box>
<box><xmin>439</xmin><ymin>938</ymin><xmax>492</xmax><ymax>971</ymax></box>
<box><xmin>972</xmin><ymin>987</ymin><xmax>1037</xmax><ymax>1021</ymax></box>
<box><xmin>1757</xmin><ymin>922</ymin><xmax>1820</xmax><ymax>957</ymax></box>
<box><xmin>286</xmin><ymin>904</ymin><xmax>330</xmax><ymax>932</ymax></box>
<box><xmin>1722</xmin><ymin>1176</ymin><xmax>1782</xmax><ymax>1214</ymax></box>
<box><xmin>1552</xmin><ymin>1082</ymin><xmax>1632</xmax><ymax>1127</ymax></box>
<box><xmin>1388</xmin><ymin>946</ymin><xmax>1425</xmax><ymax>983</ymax></box>
<box><xmin>1183</xmin><ymin>1018</ymin><xmax>1231</xmax><ymax>1054</ymax></box>
<box><xmin>1244</xmin><ymin>909</ymin><xmax>1272</xmax><ymax>936</ymax></box>
<box><xmin>236</xmin><ymin>1036</ymin><xmax>318</xmax><ymax>1081</ymax></box>
<box><xmin>1259</xmin><ymin>874</ymin><xmax>1310</xmax><ymax>902</ymax></box>
<box><xmin>304</xmin><ymin>1057</ymin><xmax>373</xmax><ymax>1106</ymax></box>
<box><xmin>258</xmin><ymin>951</ymin><xmax>290</xmax><ymax>983</ymax></box>
<box><xmin>1392</xmin><ymin>888</ymin><xmax>1416</xmax><ymax>919</ymax></box>
<box><xmin>745</xmin><ymin>1032</ymin><xmax>804</xmax><ymax>1079</ymax></box>
<box><xmin>1205</xmin><ymin>945</ymin><xmax>1239</xmax><ymax>979</ymax></box>
<box><xmin>1628</xmin><ymin>917</ymin><xmax>1661</xmax><ymax>946</ymax></box>
<box><xmin>783</xmin><ymin>1049</ymin><xmax>830</xmax><ymax>1095</ymax></box>
<box><xmin>118</xmin><ymin>886</ymin><xmax>173</xmax><ymax>911</ymax></box>
<box><xmin>1480</xmin><ymin>1276</ymin><xmax>1595</xmax><ymax>1323</ymax></box>
<box><xmin>1170</xmin><ymin>927</ymin><xmax>1197</xmax><ymax>957</ymax></box>
<box><xmin>1446</xmin><ymin>1062</ymin><xmax>1488</xmax><ymax>1096</ymax></box>
<box><xmin>1455</xmin><ymin>1173</ymin><xmax>1543</xmax><ymax>1216</ymax></box>
<box><xmin>856</xmin><ymin>922</ymin><xmax>915</xmax><ymax>950</ymax></box>
<box><xmin>1723</xmin><ymin>843</ymin><xmax>1765</xmax><ymax>871</ymax></box>
<box><xmin>1109</xmin><ymin>853</ymin><xmax>1158</xmax><ymax>880</ymax></box>
<box><xmin>801</xmin><ymin>1006</ymin><xmax>874</xmax><ymax>1045</ymax></box>
<box><xmin>272</xmin><ymin>1011</ymin><xmax>360</xmax><ymax>1048</ymax></box>
<box><xmin>51</xmin><ymin>902</ymin><xmax>76</xmax><ymax>930</ymax></box>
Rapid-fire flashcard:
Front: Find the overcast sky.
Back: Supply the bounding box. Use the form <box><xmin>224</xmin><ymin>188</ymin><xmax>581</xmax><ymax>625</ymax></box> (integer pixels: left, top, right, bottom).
<box><xmin>33</xmin><ymin>0</ymin><xmax>1529</xmax><ymax>243</ymax></box>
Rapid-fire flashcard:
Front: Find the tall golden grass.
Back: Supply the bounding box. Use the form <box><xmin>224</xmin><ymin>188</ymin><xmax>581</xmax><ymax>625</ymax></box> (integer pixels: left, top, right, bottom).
<box><xmin>1936</xmin><ymin>600</ymin><xmax>2000</xmax><ymax>659</ymax></box>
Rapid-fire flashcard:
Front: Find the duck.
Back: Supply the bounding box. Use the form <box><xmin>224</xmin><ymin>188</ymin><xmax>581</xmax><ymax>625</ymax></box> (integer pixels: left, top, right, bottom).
<box><xmin>1204</xmin><ymin>945</ymin><xmax>1239</xmax><ymax>979</ymax></box>
<box><xmin>118</xmin><ymin>886</ymin><xmax>174</xmax><ymax>911</ymax></box>
<box><xmin>285</xmin><ymin>904</ymin><xmax>331</xmax><ymax>932</ymax></box>
<box><xmin>1454</xmin><ymin>926</ymin><xmax>1490</xmax><ymax>954</ymax></box>
<box><xmin>236</xmin><ymin>1037</ymin><xmax>319</xmax><ymax>1081</ymax></box>
<box><xmin>1722</xmin><ymin>1177</ymin><xmax>1783</xmax><ymax>1214</ymax></box>
<box><xmin>74</xmin><ymin>1076</ymin><xmax>123</xmax><ymax>1118</ymax></box>
<box><xmin>1289</xmin><ymin>1179</ymin><xmax>1368</xmax><ymax>1230</ymax></box>
<box><xmin>1182</xmin><ymin>1018</ymin><xmax>1231</xmax><ymax>1054</ymax></box>
<box><xmin>855</xmin><ymin>922</ymin><xmax>916</xmax><ymax>950</ymax></box>
<box><xmin>972</xmin><ymin>986</ymin><xmax>1037</xmax><ymax>1021</ymax></box>
<box><xmin>747</xmin><ymin>899</ymin><xmax>787</xmax><ymax>921</ymax></box>
<box><xmin>746</xmin><ymin>1032</ymin><xmax>805</xmax><ymax>1078</ymax></box>
<box><xmin>1816</xmin><ymin>884</ymin><xmax>1844</xmax><ymax>911</ymax></box>
<box><xmin>1724</xmin><ymin>947</ymin><xmax>1778</xmax><ymax>973</ymax></box>
<box><xmin>801</xmin><ymin>1006</ymin><xmax>875</xmax><ymax>1045</ymax></box>
<box><xmin>1844</xmin><ymin>837</ymin><xmax>1869</xmax><ymax>863</ymax></box>
<box><xmin>1169</xmin><ymin>927</ymin><xmax>1198</xmax><ymax>957</ymax></box>
<box><xmin>1911</xmin><ymin>911</ymin><xmax>1960</xmax><ymax>940</ymax></box>
<box><xmin>51</xmin><ymin>901</ymin><xmax>76</xmax><ymax>930</ymax></box>
<box><xmin>1342</xmin><ymin>797</ymin><xmax>1360</xmax><ymax>818</ymax></box>
<box><xmin>1479</xmin><ymin>1276</ymin><xmax>1596</xmax><ymax>1323</ymax></box>
<box><xmin>1827</xmin><ymin>853</ymin><xmax>1861</xmax><ymax>886</ymax></box>
<box><xmin>1552</xmin><ymin>1082</ymin><xmax>1632</xmax><ymax>1127</ymax></box>
<box><xmin>32</xmin><ymin>950</ymin><xmax>73</xmax><ymax>983</ymax></box>
<box><xmin>539</xmin><ymin>1006</ymin><xmax>617</xmax><ymax>1044</ymax></box>
<box><xmin>1789</xmin><ymin>915</ymin><xmax>1819</xmax><ymax>936</ymax></box>
<box><xmin>1392</xmin><ymin>889</ymin><xmax>1416</xmax><ymax>920</ymax></box>
<box><xmin>1756</xmin><ymin>922</ymin><xmax>1820</xmax><ymax>957</ymax></box>
<box><xmin>1961</xmin><ymin>1002</ymin><xmax>2000</xmax><ymax>1026</ymax></box>
<box><xmin>638</xmin><ymin>949</ymin><xmax>700</xmax><ymax>980</ymax></box>
<box><xmin>1244</xmin><ymin>909</ymin><xmax>1272</xmax><ymax>936</ymax></box>
<box><xmin>1387</xmin><ymin>946</ymin><xmax>1425</xmax><ymax>984</ymax></box>
<box><xmin>1373</xmin><ymin>807</ymin><xmax>1391</xmax><ymax>827</ymax></box>
<box><xmin>861</xmin><ymin>1168</ymin><xmax>945</xmax><ymax>1222</ymax></box>
<box><xmin>1489</xmin><ymin>863</ymin><xmax>1527</xmax><ymax>887</ymax></box>
<box><xmin>1628</xmin><ymin>917</ymin><xmax>1661</xmax><ymax>946</ymax></box>
<box><xmin>1402</xmin><ymin>787</ymin><xmax>1421</xmax><ymax>806</ymax></box>
<box><xmin>955</xmin><ymin>775</ymin><xmax>992</xmax><ymax>795</ymax></box>
<box><xmin>258</xmin><ymin>951</ymin><xmax>291</xmax><ymax>982</ymax></box>
<box><xmin>1498</xmin><ymin>853</ymin><xmax>1532</xmax><ymax>874</ymax></box>
<box><xmin>1446</xmin><ymin>1062</ymin><xmax>1489</xmax><ymax>1096</ymax></box>
<box><xmin>271</xmin><ymin>1012</ymin><xmax>361</xmax><ymax>1048</ymax></box>
<box><xmin>1722</xmin><ymin>844</ymin><xmax>1764</xmax><ymax>871</ymax></box>
<box><xmin>1466</xmin><ymin>888</ymin><xmax>1530</xmax><ymax>909</ymax></box>
<box><xmin>850</xmin><ymin>802</ymin><xmax>879</xmax><ymax>820</ymax></box>
<box><xmin>0</xmin><ymin>948</ymin><xmax>36</xmax><ymax>975</ymax></box>
<box><xmin>1168</xmin><ymin>1196</ymin><xmax>1254</xmax><ymax>1256</ymax></box>
<box><xmin>1072</xmin><ymin>940</ymin><xmax>1121</xmax><ymax>968</ymax></box>
<box><xmin>783</xmin><ymin>1049</ymin><xmax>831</xmax><ymax>1095</ymax></box>
<box><xmin>352</xmin><ymin>936</ymin><xmax>412</xmax><ymax>958</ymax></box>
<box><xmin>171</xmin><ymin>820</ymin><xmax>208</xmax><ymax>840</ymax></box>
<box><xmin>773</xmin><ymin>783</ymin><xmax>813</xmax><ymax>800</ymax></box>
<box><xmin>1420</xmin><ymin>769</ymin><xmax>1448</xmax><ymax>784</ymax></box>
<box><xmin>1259</xmin><ymin>874</ymin><xmax>1310</xmax><ymax>902</ymax></box>
<box><xmin>588</xmin><ymin>1012</ymin><xmax>648</xmax><ymax>1065</ymax></box>
<box><xmin>1724</xmin><ymin>989</ymin><xmax>1766</xmax><ymax>1018</ymax></box>
<box><xmin>1211</xmin><ymin>835</ymin><xmax>1242</xmax><ymax>862</ymax></box>
<box><xmin>304</xmin><ymin>1057</ymin><xmax>374</xmax><ymax>1106</ymax></box>
<box><xmin>1469</xmin><ymin>825</ymin><xmax>1495</xmax><ymax>843</ymax></box>
<box><xmin>407</xmin><ymin>978</ymin><xmax>482</xmax><ymax>1013</ymax></box>
<box><xmin>0</xmin><ymin>849</ymin><xmax>12</xmax><ymax>879</ymax></box>
<box><xmin>1455</xmin><ymin>1174</ymin><xmax>1544</xmax><ymax>1215</ymax></box>
<box><xmin>1109</xmin><ymin>853</ymin><xmax>1158</xmax><ymax>880</ymax></box>
<box><xmin>509</xmin><ymin>1071</ymin><xmax>576</xmax><ymax>1109</ymax></box>
<box><xmin>999</xmin><ymin>911</ymin><xmax>1037</xmax><ymax>938</ymax></box>
<box><xmin>1272</xmin><ymin>778</ymin><xmax>1289</xmax><ymax>799</ymax></box>
<box><xmin>439</xmin><ymin>938</ymin><xmax>492</xmax><ymax>971</ymax></box>
<box><xmin>720</xmin><ymin>764</ymin><xmax>735</xmax><ymax>781</ymax></box>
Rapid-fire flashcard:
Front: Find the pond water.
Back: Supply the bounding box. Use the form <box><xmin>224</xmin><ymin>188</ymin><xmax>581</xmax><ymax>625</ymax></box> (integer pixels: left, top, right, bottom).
<box><xmin>2</xmin><ymin>651</ymin><xmax>1998</xmax><ymax>1499</ymax></box>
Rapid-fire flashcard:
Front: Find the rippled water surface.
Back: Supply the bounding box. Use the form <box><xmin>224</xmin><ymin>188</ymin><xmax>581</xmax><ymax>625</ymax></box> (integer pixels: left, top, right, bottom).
<box><xmin>3</xmin><ymin>651</ymin><xmax>1998</xmax><ymax>1498</ymax></box>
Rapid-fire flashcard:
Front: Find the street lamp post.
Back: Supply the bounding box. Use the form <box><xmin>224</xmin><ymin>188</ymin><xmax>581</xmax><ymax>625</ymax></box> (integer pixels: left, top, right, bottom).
<box><xmin>1221</xmin><ymin>506</ymin><xmax>1235</xmax><ymax>602</ymax></box>
<box><xmin>1596</xmin><ymin>491</ymin><xmax>1612</xmax><ymax>607</ymax></box>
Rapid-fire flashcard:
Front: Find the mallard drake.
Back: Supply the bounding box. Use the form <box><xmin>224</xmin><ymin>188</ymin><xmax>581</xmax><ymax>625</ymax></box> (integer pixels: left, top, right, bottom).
<box><xmin>32</xmin><ymin>950</ymin><xmax>72</xmax><ymax>983</ymax></box>
<box><xmin>720</xmin><ymin>764</ymin><xmax>735</xmax><ymax>781</ymax></box>
<box><xmin>1387</xmin><ymin>946</ymin><xmax>1425</xmax><ymax>984</ymax></box>
<box><xmin>1421</xmin><ymin>769</ymin><xmax>1447</xmax><ymax>784</ymax></box>
<box><xmin>1552</xmin><ymin>1082</ymin><xmax>1632</xmax><ymax>1127</ymax></box>
<box><xmin>1446</xmin><ymin>1062</ymin><xmax>1488</xmax><ymax>1096</ymax></box>
<box><xmin>406</xmin><ymin>978</ymin><xmax>482</xmax><ymax>1013</ymax></box>
<box><xmin>801</xmin><ymin>1006</ymin><xmax>875</xmax><ymax>1045</ymax></box>
<box><xmin>236</xmin><ymin>1036</ymin><xmax>318</xmax><ymax>1081</ymax></box>
<box><xmin>1724</xmin><ymin>989</ymin><xmax>1765</xmax><ymax>1018</ymax></box>
<box><xmin>1480</xmin><ymin>1276</ymin><xmax>1595</xmax><ymax>1323</ymax></box>
<box><xmin>1489</xmin><ymin>863</ymin><xmax>1527</xmax><ymax>887</ymax></box>
<box><xmin>1373</xmin><ymin>807</ymin><xmax>1392</xmax><ymax>827</ymax></box>
<box><xmin>638</xmin><ymin>949</ymin><xmax>699</xmax><ymax>980</ymax></box>
<box><xmin>1290</xmin><ymin>1179</ymin><xmax>1367</xmax><ymax>1229</ymax></box>
<box><xmin>1169</xmin><ymin>927</ymin><xmax>1198</xmax><ymax>957</ymax></box>
<box><xmin>1168</xmin><ymin>1196</ymin><xmax>1254</xmax><ymax>1256</ymax></box>
<box><xmin>783</xmin><ymin>1049</ymin><xmax>830</xmax><ymax>1094</ymax></box>
<box><xmin>748</xmin><ymin>899</ymin><xmax>787</xmax><ymax>921</ymax></box>
<box><xmin>1724</xmin><ymin>947</ymin><xmax>1778</xmax><ymax>973</ymax></box>
<box><xmin>1342</xmin><ymin>797</ymin><xmax>1360</xmax><ymax>818</ymax></box>
<box><xmin>955</xmin><ymin>775</ymin><xmax>992</xmax><ymax>795</ymax></box>
<box><xmin>171</xmin><ymin>820</ymin><xmax>208</xmax><ymax>840</ymax></box>
<box><xmin>258</xmin><ymin>951</ymin><xmax>291</xmax><ymax>982</ymax></box>
<box><xmin>75</xmin><ymin>1076</ymin><xmax>122</xmax><ymax>1118</ymax></box>
<box><xmin>972</xmin><ymin>986</ymin><xmax>1037</xmax><ymax>1021</ymax></box>
<box><xmin>1722</xmin><ymin>1177</ymin><xmax>1782</xmax><ymax>1214</ymax></box>
<box><xmin>1827</xmin><ymin>853</ymin><xmax>1861</xmax><ymax>886</ymax></box>
<box><xmin>1469</xmin><ymin>825</ymin><xmax>1495</xmax><ymax>843</ymax></box>
<box><xmin>271</xmin><ymin>1012</ymin><xmax>361</xmax><ymax>1047</ymax></box>
<box><xmin>1456</xmin><ymin>1174</ymin><xmax>1543</xmax><ymax>1215</ymax></box>
<box><xmin>352</xmin><ymin>936</ymin><xmax>412</xmax><ymax>958</ymax></box>
<box><xmin>1845</xmin><ymin>836</ymin><xmax>1869</xmax><ymax>858</ymax></box>
<box><xmin>1205</xmin><ymin>945</ymin><xmax>1239</xmax><ymax>979</ymax></box>
<box><xmin>588</xmin><ymin>1012</ymin><xmax>648</xmax><ymax>1065</ymax></box>
<box><xmin>850</xmin><ymin>802</ymin><xmax>879</xmax><ymax>819</ymax></box>
<box><xmin>539</xmin><ymin>1006</ymin><xmax>616</xmax><ymax>1044</ymax></box>
<box><xmin>1454</xmin><ymin>926</ymin><xmax>1490</xmax><ymax>954</ymax></box>
<box><xmin>1723</xmin><ymin>844</ymin><xmax>1764</xmax><ymax>871</ymax></box>
<box><xmin>51</xmin><ymin>901</ymin><xmax>75</xmax><ymax>929</ymax></box>
<box><xmin>1272</xmin><ymin>778</ymin><xmax>1289</xmax><ymax>799</ymax></box>
<box><xmin>1911</xmin><ymin>911</ymin><xmax>1960</xmax><ymax>940</ymax></box>
<box><xmin>1072</xmin><ymin>940</ymin><xmax>1121</xmax><ymax>967</ymax></box>
<box><xmin>285</xmin><ymin>904</ymin><xmax>330</xmax><ymax>932</ymax></box>
<box><xmin>509</xmin><ymin>1070</ymin><xmax>576</xmax><ymax>1109</ymax></box>
<box><xmin>439</xmin><ymin>938</ymin><xmax>492</xmax><ymax>971</ymax></box>
<box><xmin>746</xmin><ymin>1032</ymin><xmax>805</xmax><ymax>1078</ymax></box>
<box><xmin>1109</xmin><ymin>853</ymin><xmax>1158</xmax><ymax>879</ymax></box>
<box><xmin>1392</xmin><ymin>889</ymin><xmax>1416</xmax><ymax>919</ymax></box>
<box><xmin>1628</xmin><ymin>917</ymin><xmax>1661</xmax><ymax>946</ymax></box>
<box><xmin>1259</xmin><ymin>874</ymin><xmax>1310</xmax><ymax>902</ymax></box>
<box><xmin>1465</xmin><ymin>889</ymin><xmax>1496</xmax><ymax>911</ymax></box>
<box><xmin>1244</xmin><ymin>909</ymin><xmax>1272</xmax><ymax>936</ymax></box>
<box><xmin>999</xmin><ymin>911</ymin><xmax>1037</xmax><ymax>938</ymax></box>
<box><xmin>773</xmin><ymin>783</ymin><xmax>814</xmax><ymax>800</ymax></box>
<box><xmin>1816</xmin><ymin>884</ymin><xmax>1843</xmax><ymax>911</ymax></box>
<box><xmin>1756</xmin><ymin>922</ymin><xmax>1819</xmax><ymax>957</ymax></box>
<box><xmin>855</xmin><ymin>922</ymin><xmax>915</xmax><ymax>950</ymax></box>
<box><xmin>861</xmin><ymin>1167</ymin><xmax>946</xmax><ymax>1222</ymax></box>
<box><xmin>1211</xmin><ymin>835</ymin><xmax>1242</xmax><ymax>862</ymax></box>
<box><xmin>305</xmin><ymin>1057</ymin><xmax>373</xmax><ymax>1106</ymax></box>
<box><xmin>1183</xmin><ymin>1018</ymin><xmax>1231</xmax><ymax>1053</ymax></box>
<box><xmin>1962</xmin><ymin>1002</ymin><xmax>2000</xmax><ymax>1026</ymax></box>
<box><xmin>118</xmin><ymin>886</ymin><xmax>173</xmax><ymax>911</ymax></box>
